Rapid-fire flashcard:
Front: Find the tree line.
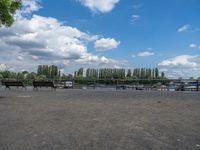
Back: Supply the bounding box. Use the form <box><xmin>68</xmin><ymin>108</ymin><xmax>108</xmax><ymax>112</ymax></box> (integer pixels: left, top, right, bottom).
<box><xmin>74</xmin><ymin>68</ymin><xmax>165</xmax><ymax>80</ymax></box>
<box><xmin>0</xmin><ymin>65</ymin><xmax>73</xmax><ymax>85</ymax></box>
<box><xmin>73</xmin><ymin>68</ymin><xmax>168</xmax><ymax>85</ymax></box>
<box><xmin>0</xmin><ymin>65</ymin><xmax>168</xmax><ymax>85</ymax></box>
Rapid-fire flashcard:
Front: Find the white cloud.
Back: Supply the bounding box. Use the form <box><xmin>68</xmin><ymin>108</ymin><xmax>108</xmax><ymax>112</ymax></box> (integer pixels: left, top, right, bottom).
<box><xmin>95</xmin><ymin>38</ymin><xmax>120</xmax><ymax>51</ymax></box>
<box><xmin>189</xmin><ymin>43</ymin><xmax>200</xmax><ymax>49</ymax></box>
<box><xmin>17</xmin><ymin>56</ymin><xmax>23</xmax><ymax>61</ymax></box>
<box><xmin>78</xmin><ymin>0</ymin><xmax>119</xmax><ymax>13</ymax></box>
<box><xmin>0</xmin><ymin>64</ymin><xmax>7</xmax><ymax>71</ymax></box>
<box><xmin>21</xmin><ymin>0</ymin><xmax>41</xmax><ymax>14</ymax></box>
<box><xmin>55</xmin><ymin>56</ymin><xmax>127</xmax><ymax>69</ymax></box>
<box><xmin>137</xmin><ymin>51</ymin><xmax>154</xmax><ymax>57</ymax></box>
<box><xmin>159</xmin><ymin>55</ymin><xmax>197</xmax><ymax>67</ymax></box>
<box><xmin>131</xmin><ymin>15</ymin><xmax>140</xmax><ymax>24</ymax></box>
<box><xmin>189</xmin><ymin>43</ymin><xmax>197</xmax><ymax>48</ymax></box>
<box><xmin>177</xmin><ymin>25</ymin><xmax>190</xmax><ymax>32</ymax></box>
<box><xmin>0</xmin><ymin>1</ymin><xmax>125</xmax><ymax>72</ymax></box>
<box><xmin>31</xmin><ymin>55</ymin><xmax>39</xmax><ymax>60</ymax></box>
<box><xmin>178</xmin><ymin>25</ymin><xmax>200</xmax><ymax>33</ymax></box>
<box><xmin>1</xmin><ymin>15</ymin><xmax>90</xmax><ymax>59</ymax></box>
<box><xmin>159</xmin><ymin>55</ymin><xmax>200</xmax><ymax>78</ymax></box>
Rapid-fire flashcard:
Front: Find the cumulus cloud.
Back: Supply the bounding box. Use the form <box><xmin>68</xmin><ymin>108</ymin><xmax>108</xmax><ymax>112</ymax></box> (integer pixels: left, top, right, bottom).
<box><xmin>1</xmin><ymin>15</ymin><xmax>90</xmax><ymax>59</ymax></box>
<box><xmin>21</xmin><ymin>0</ymin><xmax>41</xmax><ymax>14</ymax></box>
<box><xmin>159</xmin><ymin>55</ymin><xmax>200</xmax><ymax>78</ymax></box>
<box><xmin>177</xmin><ymin>25</ymin><xmax>190</xmax><ymax>32</ymax></box>
<box><xmin>0</xmin><ymin>1</ymin><xmax>125</xmax><ymax>72</ymax></box>
<box><xmin>95</xmin><ymin>38</ymin><xmax>120</xmax><ymax>51</ymax></box>
<box><xmin>78</xmin><ymin>0</ymin><xmax>119</xmax><ymax>13</ymax></box>
<box><xmin>137</xmin><ymin>51</ymin><xmax>154</xmax><ymax>57</ymax></box>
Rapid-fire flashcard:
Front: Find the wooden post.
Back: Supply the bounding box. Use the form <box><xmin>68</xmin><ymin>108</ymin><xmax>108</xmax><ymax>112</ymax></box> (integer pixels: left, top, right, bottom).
<box><xmin>197</xmin><ymin>80</ymin><xmax>199</xmax><ymax>91</ymax></box>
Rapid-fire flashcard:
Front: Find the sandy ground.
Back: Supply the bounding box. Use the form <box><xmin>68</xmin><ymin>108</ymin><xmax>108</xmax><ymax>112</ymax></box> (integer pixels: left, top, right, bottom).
<box><xmin>0</xmin><ymin>88</ymin><xmax>200</xmax><ymax>150</ymax></box>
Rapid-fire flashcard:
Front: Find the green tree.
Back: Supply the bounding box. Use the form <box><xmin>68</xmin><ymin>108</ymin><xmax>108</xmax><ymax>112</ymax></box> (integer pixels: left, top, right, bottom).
<box><xmin>140</xmin><ymin>68</ymin><xmax>146</xmax><ymax>79</ymax></box>
<box><xmin>17</xmin><ymin>72</ymin><xmax>24</xmax><ymax>80</ymax></box>
<box><xmin>132</xmin><ymin>69</ymin><xmax>137</xmax><ymax>78</ymax></box>
<box><xmin>86</xmin><ymin>68</ymin><xmax>98</xmax><ymax>79</ymax></box>
<box><xmin>161</xmin><ymin>72</ymin><xmax>165</xmax><ymax>78</ymax></box>
<box><xmin>146</xmin><ymin>68</ymin><xmax>151</xmax><ymax>79</ymax></box>
<box><xmin>152</xmin><ymin>69</ymin><xmax>155</xmax><ymax>78</ymax></box>
<box><xmin>74</xmin><ymin>71</ymin><xmax>78</xmax><ymax>78</ymax></box>
<box><xmin>37</xmin><ymin>65</ymin><xmax>60</xmax><ymax>80</ymax></box>
<box><xmin>36</xmin><ymin>75</ymin><xmax>47</xmax><ymax>81</ymax></box>
<box><xmin>1</xmin><ymin>70</ymin><xmax>11</xmax><ymax>78</ymax></box>
<box><xmin>21</xmin><ymin>71</ymin><xmax>29</xmax><ymax>79</ymax></box>
<box><xmin>86</xmin><ymin>68</ymin><xmax>90</xmax><ymax>78</ymax></box>
<box><xmin>37</xmin><ymin>65</ymin><xmax>42</xmax><ymax>76</ymax></box>
<box><xmin>0</xmin><ymin>73</ymin><xmax>3</xmax><ymax>79</ymax></box>
<box><xmin>155</xmin><ymin>68</ymin><xmax>159</xmax><ymax>78</ymax></box>
<box><xmin>77</xmin><ymin>68</ymin><xmax>83</xmax><ymax>77</ymax></box>
<box><xmin>0</xmin><ymin>0</ymin><xmax>21</xmax><ymax>27</ymax></box>
<box><xmin>26</xmin><ymin>72</ymin><xmax>36</xmax><ymax>80</ymax></box>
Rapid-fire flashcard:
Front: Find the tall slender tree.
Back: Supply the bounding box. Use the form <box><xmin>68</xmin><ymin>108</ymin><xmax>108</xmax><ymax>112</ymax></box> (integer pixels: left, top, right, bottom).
<box><xmin>126</xmin><ymin>69</ymin><xmax>132</xmax><ymax>78</ymax></box>
<box><xmin>155</xmin><ymin>68</ymin><xmax>159</xmax><ymax>78</ymax></box>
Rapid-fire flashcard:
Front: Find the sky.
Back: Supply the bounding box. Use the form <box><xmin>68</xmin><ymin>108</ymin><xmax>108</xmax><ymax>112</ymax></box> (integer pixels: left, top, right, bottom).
<box><xmin>0</xmin><ymin>0</ymin><xmax>200</xmax><ymax>78</ymax></box>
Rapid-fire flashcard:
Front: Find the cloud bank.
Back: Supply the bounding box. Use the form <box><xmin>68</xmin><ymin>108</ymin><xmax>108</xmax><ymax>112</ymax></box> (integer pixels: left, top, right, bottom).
<box><xmin>159</xmin><ymin>55</ymin><xmax>200</xmax><ymax>78</ymax></box>
<box><xmin>0</xmin><ymin>0</ymin><xmax>125</xmax><ymax>72</ymax></box>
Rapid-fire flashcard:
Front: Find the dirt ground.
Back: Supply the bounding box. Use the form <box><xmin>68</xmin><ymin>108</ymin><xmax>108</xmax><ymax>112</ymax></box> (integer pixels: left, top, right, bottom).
<box><xmin>0</xmin><ymin>89</ymin><xmax>200</xmax><ymax>150</ymax></box>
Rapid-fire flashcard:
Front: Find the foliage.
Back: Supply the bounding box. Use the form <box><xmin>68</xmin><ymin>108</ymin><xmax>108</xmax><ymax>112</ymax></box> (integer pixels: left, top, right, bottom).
<box><xmin>0</xmin><ymin>66</ymin><xmax>168</xmax><ymax>86</ymax></box>
<box><xmin>126</xmin><ymin>69</ymin><xmax>132</xmax><ymax>78</ymax></box>
<box><xmin>0</xmin><ymin>65</ymin><xmax>62</xmax><ymax>85</ymax></box>
<box><xmin>76</xmin><ymin>67</ymin><xmax>165</xmax><ymax>80</ymax></box>
<box><xmin>74</xmin><ymin>67</ymin><xmax>167</xmax><ymax>85</ymax></box>
<box><xmin>0</xmin><ymin>0</ymin><xmax>21</xmax><ymax>27</ymax></box>
<box><xmin>37</xmin><ymin>65</ymin><xmax>60</xmax><ymax>80</ymax></box>
<box><xmin>0</xmin><ymin>73</ymin><xmax>3</xmax><ymax>79</ymax></box>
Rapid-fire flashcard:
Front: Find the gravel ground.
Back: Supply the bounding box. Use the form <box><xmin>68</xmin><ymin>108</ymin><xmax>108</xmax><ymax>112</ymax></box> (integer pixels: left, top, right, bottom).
<box><xmin>0</xmin><ymin>88</ymin><xmax>200</xmax><ymax>150</ymax></box>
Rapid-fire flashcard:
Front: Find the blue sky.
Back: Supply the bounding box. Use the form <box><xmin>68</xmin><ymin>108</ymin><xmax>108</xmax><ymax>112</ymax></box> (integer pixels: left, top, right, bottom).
<box><xmin>0</xmin><ymin>0</ymin><xmax>200</xmax><ymax>78</ymax></box>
